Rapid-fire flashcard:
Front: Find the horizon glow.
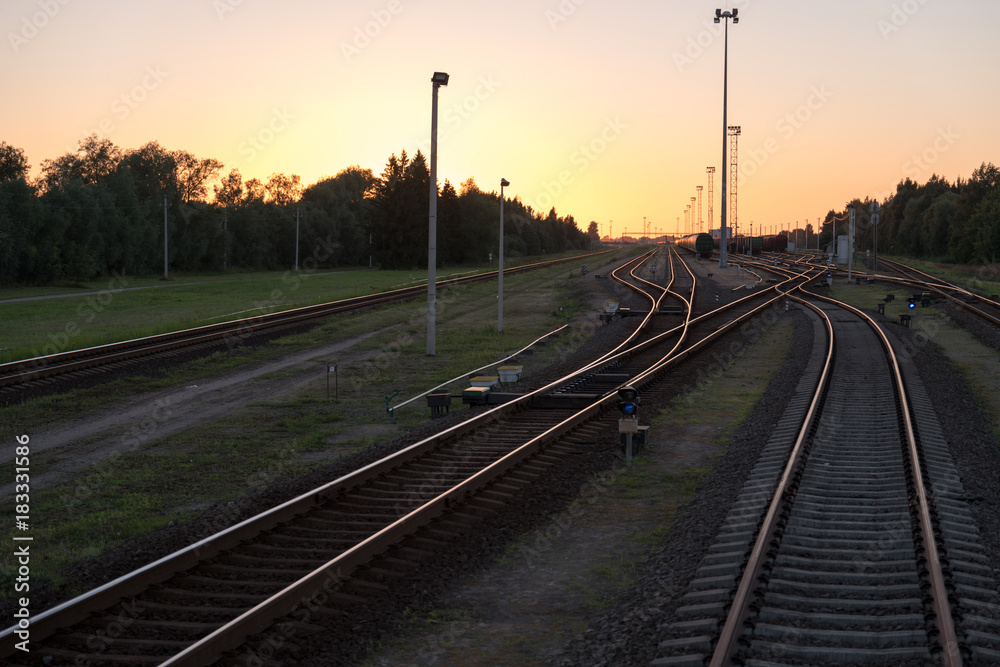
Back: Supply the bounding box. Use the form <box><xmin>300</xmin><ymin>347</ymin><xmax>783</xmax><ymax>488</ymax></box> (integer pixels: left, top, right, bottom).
<box><xmin>3</xmin><ymin>0</ymin><xmax>998</xmax><ymax>239</ymax></box>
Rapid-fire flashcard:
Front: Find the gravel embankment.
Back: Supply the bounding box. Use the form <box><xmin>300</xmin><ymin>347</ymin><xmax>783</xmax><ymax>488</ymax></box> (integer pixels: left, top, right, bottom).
<box><xmin>555</xmin><ymin>301</ymin><xmax>1000</xmax><ymax>666</ymax></box>
<box><xmin>10</xmin><ymin>270</ymin><xmax>999</xmax><ymax>667</ymax></box>
<box><xmin>554</xmin><ymin>302</ymin><xmax>816</xmax><ymax>666</ymax></box>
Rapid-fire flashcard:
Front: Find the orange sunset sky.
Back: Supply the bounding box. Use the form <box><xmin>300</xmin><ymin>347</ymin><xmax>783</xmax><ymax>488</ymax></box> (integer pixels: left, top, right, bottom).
<box><xmin>3</xmin><ymin>0</ymin><xmax>999</xmax><ymax>239</ymax></box>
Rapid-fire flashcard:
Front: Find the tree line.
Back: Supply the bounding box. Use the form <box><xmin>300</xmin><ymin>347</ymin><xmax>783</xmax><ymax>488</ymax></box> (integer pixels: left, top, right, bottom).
<box><xmin>0</xmin><ymin>136</ymin><xmax>592</xmax><ymax>285</ymax></box>
<box><xmin>782</xmin><ymin>162</ymin><xmax>1000</xmax><ymax>265</ymax></box>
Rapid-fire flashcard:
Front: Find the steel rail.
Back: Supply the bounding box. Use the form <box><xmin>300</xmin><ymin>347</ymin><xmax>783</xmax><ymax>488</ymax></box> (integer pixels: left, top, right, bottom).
<box><xmin>388</xmin><ymin>324</ymin><xmax>569</xmax><ymax>414</ymax></box>
<box><xmin>642</xmin><ymin>247</ymin><xmax>696</xmax><ymax>368</ymax></box>
<box><xmin>0</xmin><ymin>251</ymin><xmax>788</xmax><ymax>663</ymax></box>
<box><xmin>571</xmin><ymin>250</ymin><xmax>806</xmax><ymax>387</ymax></box>
<box><xmin>799</xmin><ymin>251</ymin><xmax>1000</xmax><ymax>329</ymax></box>
<box><xmin>630</xmin><ymin>271</ymin><xmax>809</xmax><ymax>391</ymax></box>
<box><xmin>161</xmin><ymin>383</ymin><xmax>612</xmax><ymax>665</ymax></box>
<box><xmin>0</xmin><ymin>250</ymin><xmax>613</xmax><ymax>389</ymax></box>
<box><xmin>873</xmin><ymin>274</ymin><xmax>1000</xmax><ymax>328</ymax></box>
<box><xmin>708</xmin><ymin>285</ymin><xmax>961</xmax><ymax>667</ymax></box>
<box><xmin>158</xmin><ymin>259</ymin><xmax>804</xmax><ymax>666</ymax></box>
<box><xmin>0</xmin><ymin>251</ymin><xmax>658</xmax><ymax>656</ymax></box>
<box><xmin>804</xmin><ymin>288</ymin><xmax>961</xmax><ymax>667</ymax></box>
<box><xmin>708</xmin><ymin>291</ymin><xmax>834</xmax><ymax>667</ymax></box>
<box><xmin>565</xmin><ymin>250</ymin><xmax>670</xmax><ymax>372</ymax></box>
<box><xmin>876</xmin><ymin>256</ymin><xmax>953</xmax><ymax>287</ymax></box>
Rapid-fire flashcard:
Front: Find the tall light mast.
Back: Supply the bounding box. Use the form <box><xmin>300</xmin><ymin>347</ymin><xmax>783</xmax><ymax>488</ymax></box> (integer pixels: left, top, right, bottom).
<box><xmin>696</xmin><ymin>186</ymin><xmax>704</xmax><ymax>233</ymax></box>
<box><xmin>706</xmin><ymin>167</ymin><xmax>715</xmax><ymax>234</ymax></box>
<box><xmin>728</xmin><ymin>125</ymin><xmax>741</xmax><ymax>252</ymax></box>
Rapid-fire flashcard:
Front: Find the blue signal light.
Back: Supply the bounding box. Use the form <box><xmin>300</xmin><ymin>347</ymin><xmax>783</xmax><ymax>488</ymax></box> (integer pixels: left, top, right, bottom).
<box><xmin>617</xmin><ymin>386</ymin><xmax>640</xmax><ymax>416</ymax></box>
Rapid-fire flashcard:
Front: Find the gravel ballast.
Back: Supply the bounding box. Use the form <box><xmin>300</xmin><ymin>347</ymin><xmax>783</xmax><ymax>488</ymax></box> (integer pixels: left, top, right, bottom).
<box><xmin>556</xmin><ymin>298</ymin><xmax>1000</xmax><ymax>666</ymax></box>
<box><xmin>7</xmin><ymin>265</ymin><xmax>1000</xmax><ymax>667</ymax></box>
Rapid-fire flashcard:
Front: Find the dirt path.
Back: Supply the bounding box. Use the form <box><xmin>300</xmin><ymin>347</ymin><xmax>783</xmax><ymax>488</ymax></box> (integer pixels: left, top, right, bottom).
<box><xmin>1</xmin><ymin>329</ymin><xmax>386</xmax><ymax>498</ymax></box>
<box><xmin>2</xmin><ymin>254</ymin><xmax>626</xmax><ymax>500</ymax></box>
<box><xmin>0</xmin><ymin>252</ymin><xmax>754</xmax><ymax>501</ymax></box>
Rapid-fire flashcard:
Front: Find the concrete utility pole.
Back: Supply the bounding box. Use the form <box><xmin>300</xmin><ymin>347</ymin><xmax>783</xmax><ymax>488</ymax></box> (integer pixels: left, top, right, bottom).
<box><xmin>427</xmin><ymin>71</ymin><xmax>449</xmax><ymax>356</ymax></box>
<box><xmin>715</xmin><ymin>7</ymin><xmax>739</xmax><ymax>268</ymax></box>
<box><xmin>163</xmin><ymin>195</ymin><xmax>168</xmax><ymax>279</ymax></box>
<box><xmin>498</xmin><ymin>178</ymin><xmax>509</xmax><ymax>332</ymax></box>
<box><xmin>294</xmin><ymin>206</ymin><xmax>300</xmax><ymax>271</ymax></box>
<box><xmin>871</xmin><ymin>201</ymin><xmax>880</xmax><ymax>275</ymax></box>
<box><xmin>848</xmin><ymin>203</ymin><xmax>855</xmax><ymax>282</ymax></box>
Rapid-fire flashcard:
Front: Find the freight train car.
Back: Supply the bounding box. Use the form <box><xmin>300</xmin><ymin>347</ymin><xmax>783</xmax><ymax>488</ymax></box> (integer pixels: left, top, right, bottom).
<box><xmin>676</xmin><ymin>233</ymin><xmax>714</xmax><ymax>258</ymax></box>
<box><xmin>728</xmin><ymin>236</ymin><xmax>762</xmax><ymax>255</ymax></box>
<box><xmin>761</xmin><ymin>232</ymin><xmax>789</xmax><ymax>252</ymax></box>
<box><xmin>709</xmin><ymin>235</ymin><xmax>760</xmax><ymax>255</ymax></box>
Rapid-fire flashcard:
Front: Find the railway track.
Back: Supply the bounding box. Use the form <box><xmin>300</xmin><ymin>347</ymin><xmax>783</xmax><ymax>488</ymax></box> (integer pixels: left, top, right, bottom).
<box><xmin>873</xmin><ymin>256</ymin><xmax>1000</xmax><ymax>329</ymax></box>
<box><xmin>1</xmin><ymin>251</ymin><xmax>818</xmax><ymax>665</ymax></box>
<box><xmin>0</xmin><ymin>250</ymin><xmax>612</xmax><ymax>395</ymax></box>
<box><xmin>652</xmin><ymin>285</ymin><xmax>1000</xmax><ymax>666</ymax></box>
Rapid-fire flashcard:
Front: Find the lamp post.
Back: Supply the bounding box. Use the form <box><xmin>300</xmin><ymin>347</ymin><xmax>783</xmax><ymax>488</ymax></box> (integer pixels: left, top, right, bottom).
<box><xmin>714</xmin><ymin>7</ymin><xmax>738</xmax><ymax>268</ymax></box>
<box><xmin>847</xmin><ymin>203</ymin><xmax>855</xmax><ymax>282</ymax></box>
<box><xmin>871</xmin><ymin>201</ymin><xmax>879</xmax><ymax>276</ymax></box>
<box><xmin>427</xmin><ymin>71</ymin><xmax>449</xmax><ymax>356</ymax></box>
<box><xmin>498</xmin><ymin>177</ymin><xmax>509</xmax><ymax>333</ymax></box>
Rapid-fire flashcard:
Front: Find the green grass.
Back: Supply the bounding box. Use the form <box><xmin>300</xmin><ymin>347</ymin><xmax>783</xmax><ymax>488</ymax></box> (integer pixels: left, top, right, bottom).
<box><xmin>823</xmin><ymin>279</ymin><xmax>1000</xmax><ymax>437</ymax></box>
<box><xmin>1</xmin><ymin>402</ymin><xmax>374</xmax><ymax>595</ymax></box>
<box><xmin>826</xmin><ymin>281</ymin><xmax>927</xmax><ymax>322</ymax></box>
<box><xmin>0</xmin><ymin>258</ymin><xmax>597</xmax><ymax>438</ymax></box>
<box><xmin>0</xmin><ymin>250</ymin><xmax>604</xmax><ymax>364</ymax></box>
<box><xmin>0</xmin><ymin>250</ymin><xmax>631</xmax><ymax>596</ymax></box>
<box><xmin>357</xmin><ymin>295</ymin><xmax>797</xmax><ymax>667</ymax></box>
<box><xmin>879</xmin><ymin>255</ymin><xmax>1000</xmax><ymax>294</ymax></box>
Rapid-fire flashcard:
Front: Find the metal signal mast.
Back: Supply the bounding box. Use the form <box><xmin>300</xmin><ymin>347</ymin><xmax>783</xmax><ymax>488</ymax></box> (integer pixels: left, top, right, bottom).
<box><xmin>706</xmin><ymin>167</ymin><xmax>715</xmax><ymax>234</ymax></box>
<box><xmin>696</xmin><ymin>186</ymin><xmax>704</xmax><ymax>233</ymax></box>
<box><xmin>728</xmin><ymin>126</ymin><xmax>741</xmax><ymax>250</ymax></box>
